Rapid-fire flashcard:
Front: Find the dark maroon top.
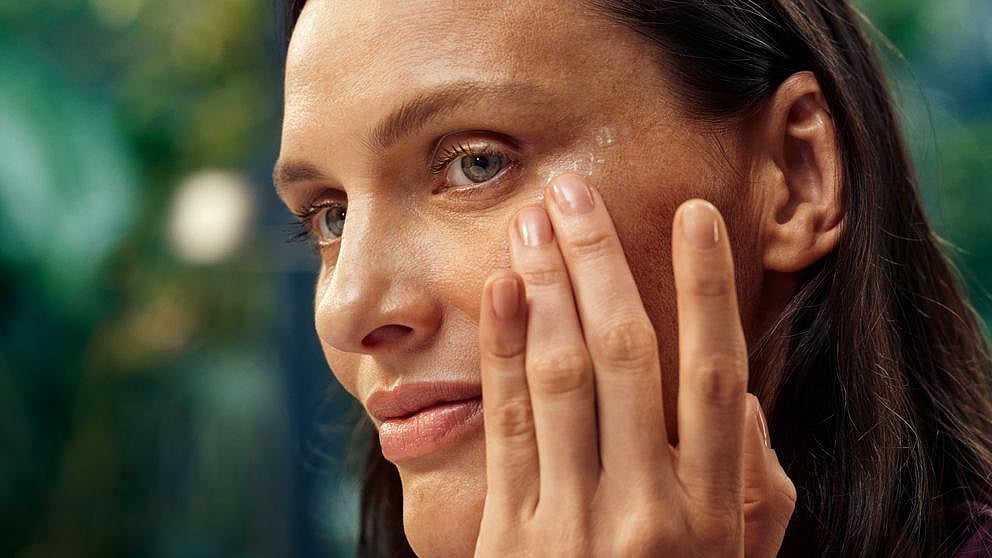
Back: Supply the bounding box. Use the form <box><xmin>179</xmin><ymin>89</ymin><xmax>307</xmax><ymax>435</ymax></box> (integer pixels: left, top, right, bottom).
<box><xmin>953</xmin><ymin>501</ymin><xmax>992</xmax><ymax>557</ymax></box>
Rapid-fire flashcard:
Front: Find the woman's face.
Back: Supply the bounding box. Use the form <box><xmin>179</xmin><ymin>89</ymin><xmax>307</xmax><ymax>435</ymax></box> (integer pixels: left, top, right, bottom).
<box><xmin>278</xmin><ymin>1</ymin><xmax>767</xmax><ymax>555</ymax></box>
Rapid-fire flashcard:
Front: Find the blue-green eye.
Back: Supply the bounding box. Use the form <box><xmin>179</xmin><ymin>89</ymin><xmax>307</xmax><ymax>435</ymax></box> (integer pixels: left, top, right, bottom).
<box><xmin>447</xmin><ymin>152</ymin><xmax>508</xmax><ymax>186</ymax></box>
<box><xmin>315</xmin><ymin>204</ymin><xmax>346</xmax><ymax>242</ymax></box>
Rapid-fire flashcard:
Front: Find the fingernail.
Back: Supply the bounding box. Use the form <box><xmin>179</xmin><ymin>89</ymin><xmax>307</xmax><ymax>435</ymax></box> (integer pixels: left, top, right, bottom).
<box><xmin>491</xmin><ymin>277</ymin><xmax>519</xmax><ymax>320</ymax></box>
<box><xmin>681</xmin><ymin>200</ymin><xmax>720</xmax><ymax>249</ymax></box>
<box><xmin>550</xmin><ymin>174</ymin><xmax>594</xmax><ymax>214</ymax></box>
<box><xmin>517</xmin><ymin>206</ymin><xmax>552</xmax><ymax>246</ymax></box>
<box><xmin>754</xmin><ymin>398</ymin><xmax>771</xmax><ymax>449</ymax></box>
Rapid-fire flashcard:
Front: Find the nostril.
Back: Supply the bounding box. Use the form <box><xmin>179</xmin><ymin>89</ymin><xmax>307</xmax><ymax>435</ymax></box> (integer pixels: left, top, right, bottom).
<box><xmin>361</xmin><ymin>324</ymin><xmax>413</xmax><ymax>349</ymax></box>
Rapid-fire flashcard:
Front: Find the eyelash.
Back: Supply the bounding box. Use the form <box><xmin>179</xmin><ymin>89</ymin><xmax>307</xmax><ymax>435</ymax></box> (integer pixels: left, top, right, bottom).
<box><xmin>287</xmin><ymin>202</ymin><xmax>343</xmax><ymax>245</ymax></box>
<box><xmin>287</xmin><ymin>142</ymin><xmax>515</xmax><ymax>244</ymax></box>
<box><xmin>429</xmin><ymin>141</ymin><xmax>505</xmax><ymax>176</ymax></box>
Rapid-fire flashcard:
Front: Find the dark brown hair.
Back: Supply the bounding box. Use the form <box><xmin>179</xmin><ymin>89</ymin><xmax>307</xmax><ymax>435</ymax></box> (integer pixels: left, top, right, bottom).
<box><xmin>282</xmin><ymin>1</ymin><xmax>992</xmax><ymax>556</ymax></box>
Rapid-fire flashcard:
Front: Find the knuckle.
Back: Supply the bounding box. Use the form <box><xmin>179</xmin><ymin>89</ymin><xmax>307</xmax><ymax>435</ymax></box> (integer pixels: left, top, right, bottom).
<box><xmin>686</xmin><ymin>266</ymin><xmax>735</xmax><ymax>298</ymax></box>
<box><xmin>744</xmin><ymin>472</ymin><xmax>797</xmax><ymax>541</ymax></box>
<box><xmin>564</xmin><ymin>226</ymin><xmax>617</xmax><ymax>259</ymax></box>
<box><xmin>689</xmin><ymin>504</ymin><xmax>741</xmax><ymax>548</ymax></box>
<box><xmin>528</xmin><ymin>349</ymin><xmax>592</xmax><ymax>397</ymax></box>
<box><xmin>541</xmin><ymin>527</ymin><xmax>591</xmax><ymax>558</ymax></box>
<box><xmin>691</xmin><ymin>352</ymin><xmax>748</xmax><ymax>404</ymax></box>
<box><xmin>743</xmin><ymin>497</ymin><xmax>773</xmax><ymax>524</ymax></box>
<box><xmin>520</xmin><ymin>266</ymin><xmax>568</xmax><ymax>288</ymax></box>
<box><xmin>488</xmin><ymin>399</ymin><xmax>535</xmax><ymax>442</ymax></box>
<box><xmin>612</xmin><ymin>510</ymin><xmax>666</xmax><ymax>556</ymax></box>
<box><xmin>595</xmin><ymin>317</ymin><xmax>658</xmax><ymax>366</ymax></box>
<box><xmin>484</xmin><ymin>333</ymin><xmax>526</xmax><ymax>360</ymax></box>
<box><xmin>775</xmin><ymin>471</ymin><xmax>798</xmax><ymax>509</ymax></box>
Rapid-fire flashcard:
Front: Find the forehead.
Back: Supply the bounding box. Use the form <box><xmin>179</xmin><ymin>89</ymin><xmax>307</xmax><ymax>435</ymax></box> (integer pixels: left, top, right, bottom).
<box><xmin>289</xmin><ymin>0</ymin><xmax>602</xmax><ymax>77</ymax></box>
<box><xmin>283</xmin><ymin>0</ymin><xmax>647</xmax><ymax>120</ymax></box>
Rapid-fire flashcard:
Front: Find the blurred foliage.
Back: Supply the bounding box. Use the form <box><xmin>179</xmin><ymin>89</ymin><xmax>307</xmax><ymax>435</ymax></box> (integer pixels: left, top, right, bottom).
<box><xmin>0</xmin><ymin>1</ymin><xmax>354</xmax><ymax>557</ymax></box>
<box><xmin>0</xmin><ymin>1</ymin><xmax>989</xmax><ymax>557</ymax></box>
<box><xmin>860</xmin><ymin>0</ymin><xmax>992</xmax><ymax>320</ymax></box>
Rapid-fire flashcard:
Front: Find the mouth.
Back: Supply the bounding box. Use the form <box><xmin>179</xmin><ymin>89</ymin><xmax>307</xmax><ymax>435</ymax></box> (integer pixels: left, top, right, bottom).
<box><xmin>377</xmin><ymin>397</ymin><xmax>483</xmax><ymax>462</ymax></box>
<box><xmin>366</xmin><ymin>382</ymin><xmax>484</xmax><ymax>462</ymax></box>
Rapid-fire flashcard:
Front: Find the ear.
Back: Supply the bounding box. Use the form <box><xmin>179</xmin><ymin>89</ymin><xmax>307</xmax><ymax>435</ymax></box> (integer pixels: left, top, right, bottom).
<box><xmin>750</xmin><ymin>71</ymin><xmax>844</xmax><ymax>273</ymax></box>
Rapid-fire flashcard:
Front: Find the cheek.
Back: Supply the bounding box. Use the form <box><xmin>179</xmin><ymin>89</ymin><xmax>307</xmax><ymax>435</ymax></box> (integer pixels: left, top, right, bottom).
<box><xmin>597</xmin><ymin>175</ymin><xmax>681</xmax><ymax>441</ymax></box>
<box><xmin>422</xmin><ymin>208</ymin><xmax>515</xmax><ymax>326</ymax></box>
<box><xmin>595</xmin><ymin>140</ymin><xmax>743</xmax><ymax>443</ymax></box>
<box><xmin>596</xmin><ymin>137</ymin><xmax>731</xmax><ymax>335</ymax></box>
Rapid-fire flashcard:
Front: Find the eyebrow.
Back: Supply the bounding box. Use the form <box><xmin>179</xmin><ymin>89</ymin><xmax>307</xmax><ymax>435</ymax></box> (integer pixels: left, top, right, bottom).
<box><xmin>273</xmin><ymin>79</ymin><xmax>543</xmax><ymax>196</ymax></box>
<box><xmin>272</xmin><ymin>159</ymin><xmax>327</xmax><ymax>196</ymax></box>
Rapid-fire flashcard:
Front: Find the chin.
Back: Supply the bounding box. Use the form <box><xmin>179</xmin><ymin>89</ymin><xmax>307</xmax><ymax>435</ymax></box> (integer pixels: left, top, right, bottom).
<box><xmin>396</xmin><ymin>427</ymin><xmax>488</xmax><ymax>557</ymax></box>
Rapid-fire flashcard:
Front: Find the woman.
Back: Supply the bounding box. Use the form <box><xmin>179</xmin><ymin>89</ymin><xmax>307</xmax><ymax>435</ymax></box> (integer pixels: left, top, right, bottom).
<box><xmin>275</xmin><ymin>1</ymin><xmax>992</xmax><ymax>556</ymax></box>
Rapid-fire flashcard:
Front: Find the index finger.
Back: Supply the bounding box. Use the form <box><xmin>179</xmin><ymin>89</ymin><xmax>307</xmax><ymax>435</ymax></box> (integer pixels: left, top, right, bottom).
<box><xmin>542</xmin><ymin>175</ymin><xmax>670</xmax><ymax>482</ymax></box>
<box><xmin>672</xmin><ymin>199</ymin><xmax>748</xmax><ymax>509</ymax></box>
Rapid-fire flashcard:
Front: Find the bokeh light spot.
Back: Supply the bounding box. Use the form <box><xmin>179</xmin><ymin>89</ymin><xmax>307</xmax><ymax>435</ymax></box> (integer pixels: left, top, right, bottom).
<box><xmin>168</xmin><ymin>170</ymin><xmax>254</xmax><ymax>264</ymax></box>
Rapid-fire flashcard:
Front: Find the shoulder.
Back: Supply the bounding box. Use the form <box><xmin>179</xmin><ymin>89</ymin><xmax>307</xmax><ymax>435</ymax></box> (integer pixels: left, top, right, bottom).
<box><xmin>951</xmin><ymin>501</ymin><xmax>992</xmax><ymax>557</ymax></box>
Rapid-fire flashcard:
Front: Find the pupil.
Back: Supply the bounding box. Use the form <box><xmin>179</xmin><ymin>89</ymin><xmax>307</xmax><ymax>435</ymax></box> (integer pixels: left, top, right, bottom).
<box><xmin>461</xmin><ymin>154</ymin><xmax>500</xmax><ymax>182</ymax></box>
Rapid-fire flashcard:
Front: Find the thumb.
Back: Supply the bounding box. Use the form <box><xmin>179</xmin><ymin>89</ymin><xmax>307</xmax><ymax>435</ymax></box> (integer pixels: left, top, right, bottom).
<box><xmin>742</xmin><ymin>394</ymin><xmax>796</xmax><ymax>558</ymax></box>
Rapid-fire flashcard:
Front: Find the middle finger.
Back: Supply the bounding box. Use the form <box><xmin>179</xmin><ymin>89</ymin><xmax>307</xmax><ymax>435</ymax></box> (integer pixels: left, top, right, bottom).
<box><xmin>511</xmin><ymin>204</ymin><xmax>600</xmax><ymax>504</ymax></box>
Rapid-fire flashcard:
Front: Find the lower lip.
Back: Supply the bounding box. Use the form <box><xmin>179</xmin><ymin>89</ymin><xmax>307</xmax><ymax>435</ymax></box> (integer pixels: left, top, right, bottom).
<box><xmin>378</xmin><ymin>397</ymin><xmax>483</xmax><ymax>462</ymax></box>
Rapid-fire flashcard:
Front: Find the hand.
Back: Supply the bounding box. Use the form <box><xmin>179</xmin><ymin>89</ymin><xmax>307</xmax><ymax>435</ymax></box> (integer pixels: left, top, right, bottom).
<box><xmin>475</xmin><ymin>174</ymin><xmax>796</xmax><ymax>557</ymax></box>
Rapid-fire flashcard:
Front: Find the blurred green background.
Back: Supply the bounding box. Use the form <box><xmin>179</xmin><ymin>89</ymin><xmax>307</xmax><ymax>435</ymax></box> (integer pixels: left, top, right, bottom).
<box><xmin>0</xmin><ymin>1</ymin><xmax>989</xmax><ymax>557</ymax></box>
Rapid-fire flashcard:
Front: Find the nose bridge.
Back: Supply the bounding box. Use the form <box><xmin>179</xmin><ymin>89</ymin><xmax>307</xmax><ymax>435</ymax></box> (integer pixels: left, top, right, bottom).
<box><xmin>315</xmin><ymin>196</ymin><xmax>440</xmax><ymax>354</ymax></box>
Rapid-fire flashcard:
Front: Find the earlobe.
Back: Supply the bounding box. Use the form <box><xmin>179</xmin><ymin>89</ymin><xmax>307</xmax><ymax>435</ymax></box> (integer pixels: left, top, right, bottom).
<box><xmin>757</xmin><ymin>73</ymin><xmax>844</xmax><ymax>274</ymax></box>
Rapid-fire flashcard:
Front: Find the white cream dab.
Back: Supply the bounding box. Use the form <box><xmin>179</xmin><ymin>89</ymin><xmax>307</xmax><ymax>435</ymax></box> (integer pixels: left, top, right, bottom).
<box><xmin>541</xmin><ymin>126</ymin><xmax>618</xmax><ymax>187</ymax></box>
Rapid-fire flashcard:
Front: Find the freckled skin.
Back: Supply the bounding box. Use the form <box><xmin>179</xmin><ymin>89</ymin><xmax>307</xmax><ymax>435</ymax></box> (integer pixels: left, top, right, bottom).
<box><xmin>280</xmin><ymin>1</ymin><xmax>770</xmax><ymax>556</ymax></box>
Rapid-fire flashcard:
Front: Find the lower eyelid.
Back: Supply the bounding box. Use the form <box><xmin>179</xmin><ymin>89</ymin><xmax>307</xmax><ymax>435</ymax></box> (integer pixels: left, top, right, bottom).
<box><xmin>316</xmin><ymin>237</ymin><xmax>342</xmax><ymax>252</ymax></box>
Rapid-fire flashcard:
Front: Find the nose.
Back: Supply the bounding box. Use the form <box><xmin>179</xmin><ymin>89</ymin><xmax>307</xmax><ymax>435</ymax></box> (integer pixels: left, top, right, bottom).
<box><xmin>314</xmin><ymin>209</ymin><xmax>442</xmax><ymax>355</ymax></box>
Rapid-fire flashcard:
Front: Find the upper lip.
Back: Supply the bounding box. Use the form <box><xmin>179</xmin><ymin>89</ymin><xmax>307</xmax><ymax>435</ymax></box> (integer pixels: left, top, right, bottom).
<box><xmin>366</xmin><ymin>381</ymin><xmax>482</xmax><ymax>422</ymax></box>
